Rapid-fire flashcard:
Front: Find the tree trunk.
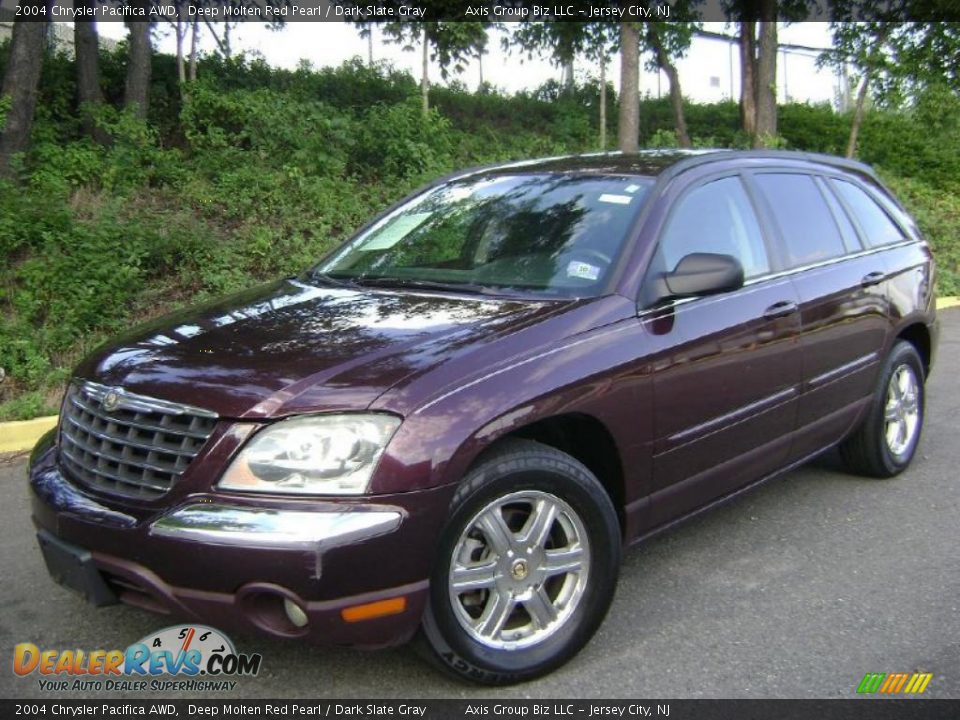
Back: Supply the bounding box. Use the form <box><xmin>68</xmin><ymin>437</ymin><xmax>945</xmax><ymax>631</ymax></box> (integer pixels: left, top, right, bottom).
<box><xmin>846</xmin><ymin>69</ymin><xmax>872</xmax><ymax>158</ymax></box>
<box><xmin>599</xmin><ymin>57</ymin><xmax>607</xmax><ymax>150</ymax></box>
<box><xmin>175</xmin><ymin>19</ymin><xmax>186</xmax><ymax>85</ymax></box>
<box><xmin>367</xmin><ymin>26</ymin><xmax>374</xmax><ymax>66</ymax></box>
<box><xmin>124</xmin><ymin>15</ymin><xmax>152</xmax><ymax>119</ymax></box>
<box><xmin>618</xmin><ymin>22</ymin><xmax>640</xmax><ymax>154</ymax></box>
<box><xmin>754</xmin><ymin>11</ymin><xmax>778</xmax><ymax>147</ymax></box>
<box><xmin>189</xmin><ymin>19</ymin><xmax>199</xmax><ymax>82</ymax></box>
<box><xmin>739</xmin><ymin>21</ymin><xmax>757</xmax><ymax>139</ymax></box>
<box><xmin>75</xmin><ymin>8</ymin><xmax>107</xmax><ymax>144</ymax></box>
<box><xmin>421</xmin><ymin>29</ymin><xmax>430</xmax><ymax>117</ymax></box>
<box><xmin>0</xmin><ymin>9</ymin><xmax>47</xmax><ymax>178</ymax></box>
<box><xmin>648</xmin><ymin>24</ymin><xmax>691</xmax><ymax>149</ymax></box>
<box><xmin>562</xmin><ymin>58</ymin><xmax>574</xmax><ymax>90</ymax></box>
<box><xmin>845</xmin><ymin>25</ymin><xmax>893</xmax><ymax>159</ymax></box>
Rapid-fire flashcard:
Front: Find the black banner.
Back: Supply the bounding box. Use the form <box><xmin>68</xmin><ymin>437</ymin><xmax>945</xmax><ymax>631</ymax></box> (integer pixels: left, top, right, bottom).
<box><xmin>3</xmin><ymin>700</ymin><xmax>960</xmax><ymax>720</ymax></box>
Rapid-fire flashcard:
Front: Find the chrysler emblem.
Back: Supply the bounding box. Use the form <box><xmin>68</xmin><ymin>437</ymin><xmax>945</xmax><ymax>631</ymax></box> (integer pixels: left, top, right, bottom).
<box><xmin>102</xmin><ymin>390</ymin><xmax>121</xmax><ymax>412</ymax></box>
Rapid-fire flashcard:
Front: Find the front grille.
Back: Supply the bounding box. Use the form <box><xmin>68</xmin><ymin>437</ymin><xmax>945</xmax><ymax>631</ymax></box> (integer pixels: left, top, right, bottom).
<box><xmin>59</xmin><ymin>381</ymin><xmax>218</xmax><ymax>500</ymax></box>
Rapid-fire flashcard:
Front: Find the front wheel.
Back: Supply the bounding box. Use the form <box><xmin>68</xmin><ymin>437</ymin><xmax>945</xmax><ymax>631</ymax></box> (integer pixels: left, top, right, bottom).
<box><xmin>840</xmin><ymin>340</ymin><xmax>926</xmax><ymax>478</ymax></box>
<box><xmin>419</xmin><ymin>440</ymin><xmax>621</xmax><ymax>685</ymax></box>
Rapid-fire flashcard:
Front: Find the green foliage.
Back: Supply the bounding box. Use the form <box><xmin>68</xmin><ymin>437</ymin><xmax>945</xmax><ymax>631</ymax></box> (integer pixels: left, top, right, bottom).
<box><xmin>882</xmin><ymin>173</ymin><xmax>960</xmax><ymax>297</ymax></box>
<box><xmin>351</xmin><ymin>99</ymin><xmax>455</xmax><ymax>180</ymax></box>
<box><xmin>0</xmin><ymin>391</ymin><xmax>60</xmax><ymax>422</ymax></box>
<box><xmin>0</xmin><ymin>94</ymin><xmax>10</xmax><ymax>133</ymax></box>
<box><xmin>647</xmin><ymin>128</ymin><xmax>680</xmax><ymax>148</ymax></box>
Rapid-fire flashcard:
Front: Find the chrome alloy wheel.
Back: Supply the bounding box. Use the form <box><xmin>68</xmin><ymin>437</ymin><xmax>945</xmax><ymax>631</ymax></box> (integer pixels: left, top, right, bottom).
<box><xmin>884</xmin><ymin>363</ymin><xmax>921</xmax><ymax>458</ymax></box>
<box><xmin>447</xmin><ymin>490</ymin><xmax>590</xmax><ymax>650</ymax></box>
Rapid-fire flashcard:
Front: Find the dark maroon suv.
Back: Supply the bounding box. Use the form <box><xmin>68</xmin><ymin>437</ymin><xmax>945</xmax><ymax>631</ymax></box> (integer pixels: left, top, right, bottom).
<box><xmin>29</xmin><ymin>150</ymin><xmax>938</xmax><ymax>683</ymax></box>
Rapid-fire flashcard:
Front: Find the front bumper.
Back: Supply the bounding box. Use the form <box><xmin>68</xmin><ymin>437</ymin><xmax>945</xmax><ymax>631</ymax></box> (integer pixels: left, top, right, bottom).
<box><xmin>29</xmin><ymin>446</ymin><xmax>456</xmax><ymax>648</ymax></box>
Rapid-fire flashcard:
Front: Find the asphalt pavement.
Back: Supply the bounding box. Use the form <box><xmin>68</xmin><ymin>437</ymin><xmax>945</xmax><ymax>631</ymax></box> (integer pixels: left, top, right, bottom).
<box><xmin>1</xmin><ymin>311</ymin><xmax>958</xmax><ymax>700</ymax></box>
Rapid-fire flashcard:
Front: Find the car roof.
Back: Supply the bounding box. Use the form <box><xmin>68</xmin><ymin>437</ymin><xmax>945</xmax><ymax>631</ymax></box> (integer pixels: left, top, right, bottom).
<box><xmin>453</xmin><ymin>149</ymin><xmax>880</xmax><ymax>184</ymax></box>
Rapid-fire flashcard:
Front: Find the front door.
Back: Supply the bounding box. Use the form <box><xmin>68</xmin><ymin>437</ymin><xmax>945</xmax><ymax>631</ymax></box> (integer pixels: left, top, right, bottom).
<box><xmin>641</xmin><ymin>174</ymin><xmax>803</xmax><ymax>529</ymax></box>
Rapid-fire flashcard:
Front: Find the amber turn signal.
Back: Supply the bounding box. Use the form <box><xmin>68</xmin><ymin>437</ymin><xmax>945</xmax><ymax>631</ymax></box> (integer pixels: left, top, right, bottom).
<box><xmin>340</xmin><ymin>597</ymin><xmax>407</xmax><ymax>623</ymax></box>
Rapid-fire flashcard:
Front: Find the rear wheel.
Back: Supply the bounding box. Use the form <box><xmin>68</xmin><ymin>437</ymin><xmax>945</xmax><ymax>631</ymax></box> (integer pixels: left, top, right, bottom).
<box><xmin>840</xmin><ymin>341</ymin><xmax>925</xmax><ymax>478</ymax></box>
<box><xmin>419</xmin><ymin>440</ymin><xmax>621</xmax><ymax>685</ymax></box>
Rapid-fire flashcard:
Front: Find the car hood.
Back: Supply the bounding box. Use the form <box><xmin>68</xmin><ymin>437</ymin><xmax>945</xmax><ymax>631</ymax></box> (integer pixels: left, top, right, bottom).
<box><xmin>74</xmin><ymin>278</ymin><xmax>564</xmax><ymax>419</ymax></box>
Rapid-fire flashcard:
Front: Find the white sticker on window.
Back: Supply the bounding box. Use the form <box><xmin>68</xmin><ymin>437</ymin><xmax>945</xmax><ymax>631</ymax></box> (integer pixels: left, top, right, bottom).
<box><xmin>624</xmin><ymin>184</ymin><xmax>641</xmax><ymax>194</ymax></box>
<box><xmin>361</xmin><ymin>212</ymin><xmax>433</xmax><ymax>250</ymax></box>
<box><xmin>567</xmin><ymin>261</ymin><xmax>601</xmax><ymax>281</ymax></box>
<box><xmin>598</xmin><ymin>193</ymin><xmax>632</xmax><ymax>205</ymax></box>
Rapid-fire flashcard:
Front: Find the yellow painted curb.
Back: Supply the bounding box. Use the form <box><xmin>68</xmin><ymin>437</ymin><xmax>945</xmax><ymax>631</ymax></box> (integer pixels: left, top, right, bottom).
<box><xmin>0</xmin><ymin>294</ymin><xmax>957</xmax><ymax>454</ymax></box>
<box><xmin>0</xmin><ymin>415</ymin><xmax>57</xmax><ymax>454</ymax></box>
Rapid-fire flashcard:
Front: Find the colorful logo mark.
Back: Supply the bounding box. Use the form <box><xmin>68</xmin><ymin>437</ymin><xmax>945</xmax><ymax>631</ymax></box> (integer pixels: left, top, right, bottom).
<box><xmin>857</xmin><ymin>672</ymin><xmax>932</xmax><ymax>695</ymax></box>
<box><xmin>13</xmin><ymin>624</ymin><xmax>261</xmax><ymax>678</ymax></box>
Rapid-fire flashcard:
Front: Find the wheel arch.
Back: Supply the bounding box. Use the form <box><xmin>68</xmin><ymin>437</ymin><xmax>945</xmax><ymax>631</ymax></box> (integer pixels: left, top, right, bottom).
<box><xmin>895</xmin><ymin>322</ymin><xmax>932</xmax><ymax>379</ymax></box>
<box><xmin>471</xmin><ymin>413</ymin><xmax>627</xmax><ymax>535</ymax></box>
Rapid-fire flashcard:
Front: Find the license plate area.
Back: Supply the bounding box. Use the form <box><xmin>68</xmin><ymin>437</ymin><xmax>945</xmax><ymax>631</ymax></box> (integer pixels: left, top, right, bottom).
<box><xmin>37</xmin><ymin>530</ymin><xmax>117</xmax><ymax>607</ymax></box>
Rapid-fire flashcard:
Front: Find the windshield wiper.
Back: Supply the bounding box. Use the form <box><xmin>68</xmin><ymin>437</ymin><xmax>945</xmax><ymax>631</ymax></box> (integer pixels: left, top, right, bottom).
<box><xmin>355</xmin><ymin>277</ymin><xmax>501</xmax><ymax>296</ymax></box>
<box><xmin>307</xmin><ymin>270</ymin><xmax>360</xmax><ymax>288</ymax></box>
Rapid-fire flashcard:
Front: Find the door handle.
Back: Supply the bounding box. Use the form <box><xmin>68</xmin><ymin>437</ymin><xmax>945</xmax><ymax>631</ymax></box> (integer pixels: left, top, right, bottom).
<box><xmin>861</xmin><ymin>271</ymin><xmax>886</xmax><ymax>287</ymax></box>
<box><xmin>763</xmin><ymin>301</ymin><xmax>799</xmax><ymax>320</ymax></box>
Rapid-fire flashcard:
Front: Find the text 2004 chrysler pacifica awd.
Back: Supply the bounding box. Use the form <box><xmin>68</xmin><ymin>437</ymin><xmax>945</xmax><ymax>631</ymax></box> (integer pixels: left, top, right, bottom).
<box><xmin>29</xmin><ymin>150</ymin><xmax>938</xmax><ymax>683</ymax></box>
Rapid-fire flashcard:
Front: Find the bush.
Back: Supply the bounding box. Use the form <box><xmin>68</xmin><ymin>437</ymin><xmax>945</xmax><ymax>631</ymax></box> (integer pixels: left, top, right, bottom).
<box><xmin>350</xmin><ymin>98</ymin><xmax>455</xmax><ymax>180</ymax></box>
<box><xmin>883</xmin><ymin>173</ymin><xmax>960</xmax><ymax>297</ymax></box>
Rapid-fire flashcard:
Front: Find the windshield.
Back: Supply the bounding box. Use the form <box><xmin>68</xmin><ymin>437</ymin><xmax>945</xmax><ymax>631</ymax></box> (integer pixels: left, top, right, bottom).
<box><xmin>315</xmin><ymin>173</ymin><xmax>653</xmax><ymax>297</ymax></box>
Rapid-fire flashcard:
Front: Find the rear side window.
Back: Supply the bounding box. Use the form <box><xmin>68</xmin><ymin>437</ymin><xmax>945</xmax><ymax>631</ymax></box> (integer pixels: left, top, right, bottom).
<box><xmin>829</xmin><ymin>178</ymin><xmax>906</xmax><ymax>248</ymax></box>
<box><xmin>656</xmin><ymin>176</ymin><xmax>770</xmax><ymax>279</ymax></box>
<box><xmin>816</xmin><ymin>177</ymin><xmax>862</xmax><ymax>252</ymax></box>
<box><xmin>754</xmin><ymin>173</ymin><xmax>847</xmax><ymax>268</ymax></box>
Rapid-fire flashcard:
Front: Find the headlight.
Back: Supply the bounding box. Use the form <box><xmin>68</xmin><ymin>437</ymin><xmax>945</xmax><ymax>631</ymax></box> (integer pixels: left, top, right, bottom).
<box><xmin>218</xmin><ymin>414</ymin><xmax>400</xmax><ymax>496</ymax></box>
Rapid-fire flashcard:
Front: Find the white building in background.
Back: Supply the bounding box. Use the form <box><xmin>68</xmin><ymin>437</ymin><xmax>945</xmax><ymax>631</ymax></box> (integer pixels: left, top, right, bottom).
<box><xmin>0</xmin><ymin>20</ymin><xmax>118</xmax><ymax>55</ymax></box>
<box><xmin>655</xmin><ymin>31</ymin><xmax>844</xmax><ymax>109</ymax></box>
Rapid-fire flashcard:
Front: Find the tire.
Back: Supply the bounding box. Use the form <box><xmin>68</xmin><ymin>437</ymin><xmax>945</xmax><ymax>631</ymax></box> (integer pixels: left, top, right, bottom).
<box><xmin>840</xmin><ymin>340</ymin><xmax>925</xmax><ymax>478</ymax></box>
<box><xmin>419</xmin><ymin>439</ymin><xmax>621</xmax><ymax>685</ymax></box>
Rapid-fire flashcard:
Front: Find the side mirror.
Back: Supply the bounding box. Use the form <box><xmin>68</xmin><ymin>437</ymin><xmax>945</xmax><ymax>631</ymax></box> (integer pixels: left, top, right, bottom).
<box><xmin>658</xmin><ymin>252</ymin><xmax>745</xmax><ymax>302</ymax></box>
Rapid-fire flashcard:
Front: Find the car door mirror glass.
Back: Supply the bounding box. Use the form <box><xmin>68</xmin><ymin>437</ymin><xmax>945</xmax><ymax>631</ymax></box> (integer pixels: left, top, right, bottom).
<box><xmin>657</xmin><ymin>252</ymin><xmax>745</xmax><ymax>302</ymax></box>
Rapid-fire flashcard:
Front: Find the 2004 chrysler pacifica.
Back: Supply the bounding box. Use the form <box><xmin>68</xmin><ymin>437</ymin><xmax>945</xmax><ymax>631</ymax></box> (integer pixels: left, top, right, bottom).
<box><xmin>29</xmin><ymin>150</ymin><xmax>938</xmax><ymax>683</ymax></box>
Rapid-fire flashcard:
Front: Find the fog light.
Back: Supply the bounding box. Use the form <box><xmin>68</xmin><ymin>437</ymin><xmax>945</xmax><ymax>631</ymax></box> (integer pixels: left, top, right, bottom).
<box><xmin>283</xmin><ymin>598</ymin><xmax>309</xmax><ymax>628</ymax></box>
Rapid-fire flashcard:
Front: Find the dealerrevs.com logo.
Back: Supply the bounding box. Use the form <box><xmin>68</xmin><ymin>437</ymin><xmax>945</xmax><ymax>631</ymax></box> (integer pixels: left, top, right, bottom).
<box><xmin>13</xmin><ymin>625</ymin><xmax>262</xmax><ymax>692</ymax></box>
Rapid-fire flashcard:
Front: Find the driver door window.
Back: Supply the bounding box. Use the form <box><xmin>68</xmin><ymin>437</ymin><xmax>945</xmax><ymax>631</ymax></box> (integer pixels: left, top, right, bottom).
<box><xmin>655</xmin><ymin>176</ymin><xmax>770</xmax><ymax>281</ymax></box>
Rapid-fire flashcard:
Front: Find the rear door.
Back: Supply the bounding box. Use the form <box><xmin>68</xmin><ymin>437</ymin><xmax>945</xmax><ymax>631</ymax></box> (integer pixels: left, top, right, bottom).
<box><xmin>749</xmin><ymin>171</ymin><xmax>890</xmax><ymax>461</ymax></box>
<box><xmin>641</xmin><ymin>173</ymin><xmax>803</xmax><ymax>527</ymax></box>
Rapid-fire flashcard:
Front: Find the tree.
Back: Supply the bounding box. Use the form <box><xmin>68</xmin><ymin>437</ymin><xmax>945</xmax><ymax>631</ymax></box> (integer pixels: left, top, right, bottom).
<box><xmin>508</xmin><ymin>17</ymin><xmax>697</xmax><ymax>152</ymax></box>
<box><xmin>823</xmin><ymin>3</ymin><xmax>960</xmax><ymax>158</ymax></box>
<box><xmin>754</xmin><ymin>5</ymin><xmax>777</xmax><ymax>144</ymax></box>
<box><xmin>619</xmin><ymin>22</ymin><xmax>640</xmax><ymax>153</ymax></box>
<box><xmin>729</xmin><ymin>0</ymin><xmax>811</xmax><ymax>146</ymax></box>
<box><xmin>0</xmin><ymin>0</ymin><xmax>47</xmax><ymax>177</ymax></box>
<box><xmin>381</xmin><ymin>21</ymin><xmax>489</xmax><ymax>116</ymax></box>
<box><xmin>74</xmin><ymin>1</ymin><xmax>108</xmax><ymax>143</ymax></box>
<box><xmin>736</xmin><ymin>15</ymin><xmax>777</xmax><ymax>146</ymax></box>
<box><xmin>507</xmin><ymin>22</ymin><xmax>618</xmax><ymax>148</ymax></box>
<box><xmin>643</xmin><ymin>12</ymin><xmax>699</xmax><ymax>149</ymax></box>
<box><xmin>124</xmin><ymin>9</ymin><xmax>153</xmax><ymax>118</ymax></box>
<box><xmin>163</xmin><ymin>3</ymin><xmax>290</xmax><ymax>89</ymax></box>
<box><xmin>825</xmin><ymin>22</ymin><xmax>895</xmax><ymax>157</ymax></box>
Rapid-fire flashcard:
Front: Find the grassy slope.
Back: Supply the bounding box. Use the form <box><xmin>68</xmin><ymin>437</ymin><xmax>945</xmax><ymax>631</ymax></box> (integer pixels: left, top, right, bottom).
<box><xmin>0</xmin><ymin>52</ymin><xmax>957</xmax><ymax>421</ymax></box>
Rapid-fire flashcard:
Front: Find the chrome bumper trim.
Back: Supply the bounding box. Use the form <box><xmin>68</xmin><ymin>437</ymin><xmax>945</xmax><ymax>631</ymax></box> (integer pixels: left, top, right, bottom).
<box><xmin>149</xmin><ymin>504</ymin><xmax>402</xmax><ymax>549</ymax></box>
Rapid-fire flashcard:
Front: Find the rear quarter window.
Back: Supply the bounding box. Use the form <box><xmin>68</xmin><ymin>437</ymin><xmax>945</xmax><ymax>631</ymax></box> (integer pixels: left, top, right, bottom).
<box><xmin>829</xmin><ymin>178</ymin><xmax>907</xmax><ymax>248</ymax></box>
